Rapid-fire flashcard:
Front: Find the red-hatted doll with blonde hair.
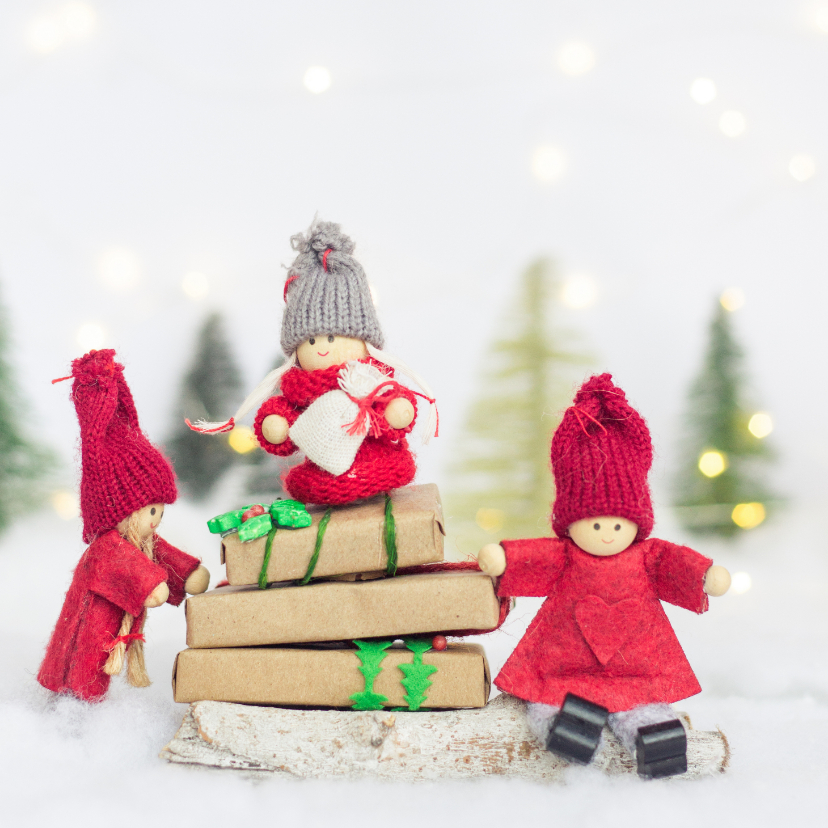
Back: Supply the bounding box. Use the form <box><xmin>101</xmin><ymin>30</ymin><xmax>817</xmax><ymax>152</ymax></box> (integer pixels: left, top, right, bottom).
<box><xmin>38</xmin><ymin>350</ymin><xmax>209</xmax><ymax>702</ymax></box>
<box><xmin>478</xmin><ymin>374</ymin><xmax>731</xmax><ymax>778</ymax></box>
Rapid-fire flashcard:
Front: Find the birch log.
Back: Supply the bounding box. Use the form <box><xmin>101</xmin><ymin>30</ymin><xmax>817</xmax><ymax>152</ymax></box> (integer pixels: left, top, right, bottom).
<box><xmin>161</xmin><ymin>694</ymin><xmax>729</xmax><ymax>781</ymax></box>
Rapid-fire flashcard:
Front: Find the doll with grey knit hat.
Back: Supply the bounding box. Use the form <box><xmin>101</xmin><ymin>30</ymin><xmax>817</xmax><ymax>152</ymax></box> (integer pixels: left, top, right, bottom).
<box><xmin>188</xmin><ymin>218</ymin><xmax>438</xmax><ymax>505</ymax></box>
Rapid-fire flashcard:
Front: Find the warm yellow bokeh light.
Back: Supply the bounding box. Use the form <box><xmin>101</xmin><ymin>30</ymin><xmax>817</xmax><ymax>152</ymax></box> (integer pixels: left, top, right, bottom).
<box><xmin>558</xmin><ymin>42</ymin><xmax>595</xmax><ymax>76</ymax></box>
<box><xmin>27</xmin><ymin>3</ymin><xmax>96</xmax><ymax>54</ymax></box>
<box><xmin>789</xmin><ymin>154</ymin><xmax>816</xmax><ymax>182</ymax></box>
<box><xmin>182</xmin><ymin>271</ymin><xmax>210</xmax><ymax>300</ymax></box>
<box><xmin>730</xmin><ymin>571</ymin><xmax>752</xmax><ymax>594</ymax></box>
<box><xmin>815</xmin><ymin>8</ymin><xmax>828</xmax><ymax>33</ymax></box>
<box><xmin>228</xmin><ymin>426</ymin><xmax>259</xmax><ymax>454</ymax></box>
<box><xmin>720</xmin><ymin>288</ymin><xmax>745</xmax><ymax>312</ymax></box>
<box><xmin>531</xmin><ymin>145</ymin><xmax>566</xmax><ymax>183</ymax></box>
<box><xmin>76</xmin><ymin>322</ymin><xmax>106</xmax><ymax>351</ymax></box>
<box><xmin>748</xmin><ymin>412</ymin><xmax>773</xmax><ymax>439</ymax></box>
<box><xmin>476</xmin><ymin>508</ymin><xmax>505</xmax><ymax>533</ymax></box>
<box><xmin>99</xmin><ymin>247</ymin><xmax>141</xmax><ymax>291</ymax></box>
<box><xmin>698</xmin><ymin>450</ymin><xmax>727</xmax><ymax>478</ymax></box>
<box><xmin>561</xmin><ymin>274</ymin><xmax>598</xmax><ymax>309</ymax></box>
<box><xmin>732</xmin><ymin>502</ymin><xmax>766</xmax><ymax>529</ymax></box>
<box><xmin>719</xmin><ymin>111</ymin><xmax>747</xmax><ymax>138</ymax></box>
<box><xmin>51</xmin><ymin>490</ymin><xmax>79</xmax><ymax>520</ymax></box>
<box><xmin>689</xmin><ymin>78</ymin><xmax>717</xmax><ymax>105</ymax></box>
<box><xmin>303</xmin><ymin>66</ymin><xmax>331</xmax><ymax>94</ymax></box>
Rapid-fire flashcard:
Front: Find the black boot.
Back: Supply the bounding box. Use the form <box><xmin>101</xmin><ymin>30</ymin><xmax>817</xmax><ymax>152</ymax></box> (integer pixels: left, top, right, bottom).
<box><xmin>635</xmin><ymin>719</ymin><xmax>687</xmax><ymax>778</ymax></box>
<box><xmin>546</xmin><ymin>693</ymin><xmax>609</xmax><ymax>764</ymax></box>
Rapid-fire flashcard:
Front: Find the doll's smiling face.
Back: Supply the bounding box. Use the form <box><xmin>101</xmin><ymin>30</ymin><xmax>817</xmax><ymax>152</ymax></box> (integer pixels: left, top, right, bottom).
<box><xmin>568</xmin><ymin>516</ymin><xmax>638</xmax><ymax>556</ymax></box>
<box><xmin>296</xmin><ymin>335</ymin><xmax>368</xmax><ymax>371</ymax></box>
<box><xmin>116</xmin><ymin>503</ymin><xmax>164</xmax><ymax>541</ymax></box>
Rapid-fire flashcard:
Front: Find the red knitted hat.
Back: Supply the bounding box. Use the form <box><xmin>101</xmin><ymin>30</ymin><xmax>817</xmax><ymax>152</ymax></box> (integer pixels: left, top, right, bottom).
<box><xmin>69</xmin><ymin>350</ymin><xmax>178</xmax><ymax>542</ymax></box>
<box><xmin>550</xmin><ymin>373</ymin><xmax>654</xmax><ymax>541</ymax></box>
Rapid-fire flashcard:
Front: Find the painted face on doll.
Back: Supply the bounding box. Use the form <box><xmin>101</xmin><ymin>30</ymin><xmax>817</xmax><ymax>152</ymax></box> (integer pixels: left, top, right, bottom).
<box><xmin>568</xmin><ymin>516</ymin><xmax>638</xmax><ymax>556</ymax></box>
<box><xmin>116</xmin><ymin>503</ymin><xmax>165</xmax><ymax>541</ymax></box>
<box><xmin>296</xmin><ymin>335</ymin><xmax>368</xmax><ymax>371</ymax></box>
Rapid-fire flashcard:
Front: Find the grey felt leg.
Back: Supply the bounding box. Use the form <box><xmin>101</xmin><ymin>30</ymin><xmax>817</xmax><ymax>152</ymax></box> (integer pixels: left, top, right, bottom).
<box><xmin>526</xmin><ymin>702</ymin><xmax>559</xmax><ymax>744</ymax></box>
<box><xmin>608</xmin><ymin>703</ymin><xmax>677</xmax><ymax>757</ymax></box>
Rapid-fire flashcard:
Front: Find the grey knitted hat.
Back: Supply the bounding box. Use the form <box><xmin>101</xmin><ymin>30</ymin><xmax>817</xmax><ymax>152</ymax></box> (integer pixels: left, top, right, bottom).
<box><xmin>280</xmin><ymin>218</ymin><xmax>384</xmax><ymax>354</ymax></box>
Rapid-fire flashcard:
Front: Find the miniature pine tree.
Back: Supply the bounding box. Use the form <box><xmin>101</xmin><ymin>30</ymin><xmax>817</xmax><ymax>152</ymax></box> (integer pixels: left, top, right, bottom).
<box><xmin>0</xmin><ymin>283</ymin><xmax>55</xmax><ymax>533</ymax></box>
<box><xmin>244</xmin><ymin>353</ymin><xmax>293</xmax><ymax>500</ymax></box>
<box><xmin>444</xmin><ymin>259</ymin><xmax>591</xmax><ymax>554</ymax></box>
<box><xmin>672</xmin><ymin>298</ymin><xmax>775</xmax><ymax>538</ymax></box>
<box><xmin>166</xmin><ymin>313</ymin><xmax>244</xmax><ymax>500</ymax></box>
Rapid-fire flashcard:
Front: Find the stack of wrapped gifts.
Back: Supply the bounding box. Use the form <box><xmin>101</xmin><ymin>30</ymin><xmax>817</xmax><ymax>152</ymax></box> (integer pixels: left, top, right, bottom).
<box><xmin>172</xmin><ymin>484</ymin><xmax>503</xmax><ymax>710</ymax></box>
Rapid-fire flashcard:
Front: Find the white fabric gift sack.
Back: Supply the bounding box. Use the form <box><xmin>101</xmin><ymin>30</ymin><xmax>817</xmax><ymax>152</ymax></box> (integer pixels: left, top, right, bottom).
<box><xmin>288</xmin><ymin>361</ymin><xmax>393</xmax><ymax>476</ymax></box>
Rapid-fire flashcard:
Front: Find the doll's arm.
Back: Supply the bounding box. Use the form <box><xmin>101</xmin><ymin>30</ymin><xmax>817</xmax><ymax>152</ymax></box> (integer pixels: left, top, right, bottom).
<box><xmin>703</xmin><ymin>565</ymin><xmax>731</xmax><ymax>597</ymax></box>
<box><xmin>643</xmin><ymin>538</ymin><xmax>716</xmax><ymax>613</ymax></box>
<box><xmin>253</xmin><ymin>396</ymin><xmax>300</xmax><ymax>456</ymax></box>
<box><xmin>374</xmin><ymin>384</ymin><xmax>418</xmax><ymax>438</ymax></box>
<box><xmin>88</xmin><ymin>533</ymin><xmax>168</xmax><ymax>617</ymax></box>
<box><xmin>153</xmin><ymin>536</ymin><xmax>205</xmax><ymax>606</ymax></box>
<box><xmin>479</xmin><ymin>538</ymin><xmax>567</xmax><ymax>597</ymax></box>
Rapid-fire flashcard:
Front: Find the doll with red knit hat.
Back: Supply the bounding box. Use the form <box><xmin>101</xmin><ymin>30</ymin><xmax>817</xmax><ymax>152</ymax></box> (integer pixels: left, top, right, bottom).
<box><xmin>478</xmin><ymin>374</ymin><xmax>731</xmax><ymax>778</ymax></box>
<box><xmin>38</xmin><ymin>350</ymin><xmax>209</xmax><ymax>702</ymax></box>
<box><xmin>187</xmin><ymin>217</ymin><xmax>438</xmax><ymax>505</ymax></box>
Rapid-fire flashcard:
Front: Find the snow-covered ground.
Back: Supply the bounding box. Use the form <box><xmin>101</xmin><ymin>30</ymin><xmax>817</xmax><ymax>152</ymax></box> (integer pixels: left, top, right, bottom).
<box><xmin>2</xmin><ymin>497</ymin><xmax>826</xmax><ymax>828</ymax></box>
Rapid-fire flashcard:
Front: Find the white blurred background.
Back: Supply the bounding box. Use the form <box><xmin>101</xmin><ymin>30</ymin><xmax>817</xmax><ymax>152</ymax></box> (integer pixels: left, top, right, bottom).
<box><xmin>2</xmin><ymin>2</ymin><xmax>828</xmax><ymax>825</ymax></box>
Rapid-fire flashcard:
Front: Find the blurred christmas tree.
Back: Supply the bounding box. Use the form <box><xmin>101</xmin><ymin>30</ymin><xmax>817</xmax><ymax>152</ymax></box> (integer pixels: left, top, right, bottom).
<box><xmin>444</xmin><ymin>259</ymin><xmax>591</xmax><ymax>555</ymax></box>
<box><xmin>166</xmin><ymin>313</ymin><xmax>246</xmax><ymax>500</ymax></box>
<box><xmin>243</xmin><ymin>354</ymin><xmax>293</xmax><ymax>501</ymax></box>
<box><xmin>672</xmin><ymin>295</ymin><xmax>776</xmax><ymax>538</ymax></box>
<box><xmin>0</xmin><ymin>282</ymin><xmax>56</xmax><ymax>534</ymax></box>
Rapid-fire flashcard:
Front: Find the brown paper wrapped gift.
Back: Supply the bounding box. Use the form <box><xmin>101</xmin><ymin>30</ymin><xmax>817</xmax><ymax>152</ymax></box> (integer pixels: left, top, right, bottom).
<box><xmin>185</xmin><ymin>570</ymin><xmax>501</xmax><ymax>648</ymax></box>
<box><xmin>172</xmin><ymin>643</ymin><xmax>490</xmax><ymax>708</ymax></box>
<box><xmin>221</xmin><ymin>484</ymin><xmax>445</xmax><ymax>585</ymax></box>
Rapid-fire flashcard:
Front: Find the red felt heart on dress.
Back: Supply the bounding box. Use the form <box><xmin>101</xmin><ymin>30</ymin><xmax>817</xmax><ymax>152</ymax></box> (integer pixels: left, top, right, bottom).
<box><xmin>575</xmin><ymin>596</ymin><xmax>644</xmax><ymax>665</ymax></box>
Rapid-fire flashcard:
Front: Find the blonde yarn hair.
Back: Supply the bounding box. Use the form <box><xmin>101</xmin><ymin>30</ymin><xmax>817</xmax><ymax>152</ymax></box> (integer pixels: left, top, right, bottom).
<box><xmin>103</xmin><ymin>512</ymin><xmax>155</xmax><ymax>686</ymax></box>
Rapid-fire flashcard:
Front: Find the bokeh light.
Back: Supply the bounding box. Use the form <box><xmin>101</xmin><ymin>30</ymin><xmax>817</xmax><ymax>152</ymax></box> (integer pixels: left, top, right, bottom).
<box><xmin>531</xmin><ymin>145</ymin><xmax>566</xmax><ymax>183</ymax></box>
<box><xmin>303</xmin><ymin>66</ymin><xmax>332</xmax><ymax>94</ymax></box>
<box><xmin>815</xmin><ymin>7</ymin><xmax>828</xmax><ymax>33</ymax></box>
<box><xmin>182</xmin><ymin>271</ymin><xmax>210</xmax><ymax>300</ymax></box>
<box><xmin>719</xmin><ymin>110</ymin><xmax>747</xmax><ymax>137</ymax></box>
<box><xmin>698</xmin><ymin>450</ymin><xmax>727</xmax><ymax>478</ymax></box>
<box><xmin>748</xmin><ymin>412</ymin><xmax>773</xmax><ymax>439</ymax></box>
<box><xmin>561</xmin><ymin>274</ymin><xmax>598</xmax><ymax>309</ymax></box>
<box><xmin>228</xmin><ymin>425</ymin><xmax>259</xmax><ymax>454</ymax></box>
<box><xmin>789</xmin><ymin>154</ymin><xmax>816</xmax><ymax>182</ymax></box>
<box><xmin>476</xmin><ymin>508</ymin><xmax>504</xmax><ymax>532</ymax></box>
<box><xmin>557</xmin><ymin>42</ymin><xmax>595</xmax><ymax>76</ymax></box>
<box><xmin>76</xmin><ymin>322</ymin><xmax>106</xmax><ymax>351</ymax></box>
<box><xmin>27</xmin><ymin>2</ymin><xmax>97</xmax><ymax>54</ymax></box>
<box><xmin>689</xmin><ymin>78</ymin><xmax>717</xmax><ymax>104</ymax></box>
<box><xmin>99</xmin><ymin>247</ymin><xmax>141</xmax><ymax>291</ymax></box>
<box><xmin>732</xmin><ymin>502</ymin><xmax>766</xmax><ymax>529</ymax></box>
<box><xmin>720</xmin><ymin>287</ymin><xmax>745</xmax><ymax>311</ymax></box>
<box><xmin>51</xmin><ymin>490</ymin><xmax>79</xmax><ymax>520</ymax></box>
<box><xmin>730</xmin><ymin>571</ymin><xmax>752</xmax><ymax>594</ymax></box>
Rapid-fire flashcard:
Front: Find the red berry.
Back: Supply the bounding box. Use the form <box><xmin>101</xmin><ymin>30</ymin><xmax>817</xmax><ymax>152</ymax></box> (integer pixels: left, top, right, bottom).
<box><xmin>431</xmin><ymin>635</ymin><xmax>447</xmax><ymax>651</ymax></box>
<box><xmin>242</xmin><ymin>505</ymin><xmax>266</xmax><ymax>522</ymax></box>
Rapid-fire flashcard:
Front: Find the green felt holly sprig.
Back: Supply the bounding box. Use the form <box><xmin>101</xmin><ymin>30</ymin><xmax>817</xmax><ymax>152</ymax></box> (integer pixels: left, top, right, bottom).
<box><xmin>207</xmin><ymin>499</ymin><xmax>312</xmax><ymax>541</ymax></box>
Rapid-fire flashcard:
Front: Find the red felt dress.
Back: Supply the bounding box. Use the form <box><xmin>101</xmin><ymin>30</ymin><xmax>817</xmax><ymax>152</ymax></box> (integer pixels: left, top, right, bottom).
<box><xmin>38</xmin><ymin>531</ymin><xmax>200</xmax><ymax>702</ymax></box>
<box><xmin>253</xmin><ymin>358</ymin><xmax>418</xmax><ymax>505</ymax></box>
<box><xmin>494</xmin><ymin>537</ymin><xmax>712</xmax><ymax>712</ymax></box>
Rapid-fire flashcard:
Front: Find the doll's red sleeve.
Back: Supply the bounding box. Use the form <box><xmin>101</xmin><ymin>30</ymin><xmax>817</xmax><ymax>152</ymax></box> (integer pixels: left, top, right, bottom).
<box><xmin>153</xmin><ymin>536</ymin><xmax>201</xmax><ymax>606</ymax></box>
<box><xmin>497</xmin><ymin>538</ymin><xmax>567</xmax><ymax>598</ymax></box>
<box><xmin>87</xmin><ymin>533</ymin><xmax>167</xmax><ymax>617</ymax></box>
<box><xmin>372</xmin><ymin>384</ymin><xmax>418</xmax><ymax>442</ymax></box>
<box><xmin>643</xmin><ymin>538</ymin><xmax>712</xmax><ymax>614</ymax></box>
<box><xmin>254</xmin><ymin>396</ymin><xmax>300</xmax><ymax>456</ymax></box>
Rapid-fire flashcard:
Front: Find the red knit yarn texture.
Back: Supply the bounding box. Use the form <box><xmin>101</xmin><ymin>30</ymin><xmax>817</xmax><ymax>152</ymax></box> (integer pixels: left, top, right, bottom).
<box><xmin>69</xmin><ymin>350</ymin><xmax>178</xmax><ymax>542</ymax></box>
<box><xmin>253</xmin><ymin>358</ymin><xmax>418</xmax><ymax>505</ymax></box>
<box><xmin>551</xmin><ymin>373</ymin><xmax>654</xmax><ymax>541</ymax></box>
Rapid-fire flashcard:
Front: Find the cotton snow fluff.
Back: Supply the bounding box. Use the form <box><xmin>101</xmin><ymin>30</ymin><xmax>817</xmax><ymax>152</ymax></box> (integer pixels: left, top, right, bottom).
<box><xmin>550</xmin><ymin>373</ymin><xmax>654</xmax><ymax>541</ymax></box>
<box><xmin>281</xmin><ymin>217</ymin><xmax>384</xmax><ymax>354</ymax></box>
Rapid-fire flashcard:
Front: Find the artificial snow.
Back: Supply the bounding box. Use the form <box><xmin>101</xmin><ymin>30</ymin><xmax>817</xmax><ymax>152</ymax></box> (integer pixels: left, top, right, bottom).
<box><xmin>1</xmin><ymin>498</ymin><xmax>825</xmax><ymax>827</ymax></box>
